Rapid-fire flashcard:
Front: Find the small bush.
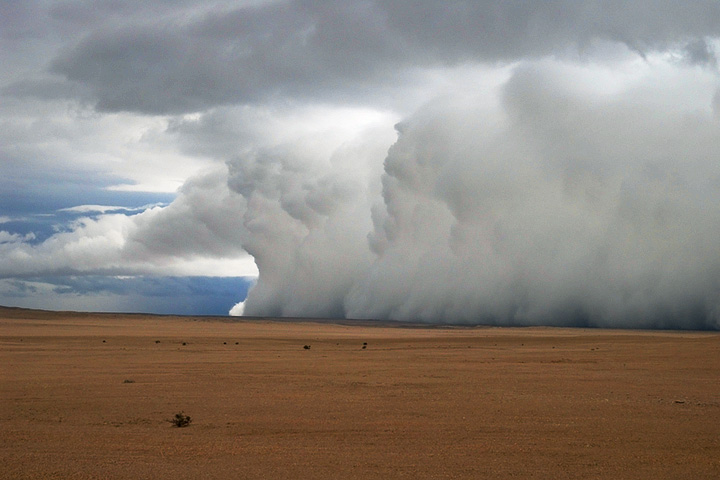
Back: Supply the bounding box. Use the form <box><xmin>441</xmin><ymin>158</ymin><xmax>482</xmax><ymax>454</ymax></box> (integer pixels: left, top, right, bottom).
<box><xmin>303</xmin><ymin>345</ymin><xmax>311</xmax><ymax>350</ymax></box>
<box><xmin>122</xmin><ymin>379</ymin><xmax>135</xmax><ymax>384</ymax></box>
<box><xmin>169</xmin><ymin>412</ymin><xmax>192</xmax><ymax>428</ymax></box>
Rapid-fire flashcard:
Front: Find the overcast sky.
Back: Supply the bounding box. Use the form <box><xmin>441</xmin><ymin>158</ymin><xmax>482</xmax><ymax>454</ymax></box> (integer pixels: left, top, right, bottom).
<box><xmin>2</xmin><ymin>1</ymin><xmax>720</xmax><ymax>327</ymax></box>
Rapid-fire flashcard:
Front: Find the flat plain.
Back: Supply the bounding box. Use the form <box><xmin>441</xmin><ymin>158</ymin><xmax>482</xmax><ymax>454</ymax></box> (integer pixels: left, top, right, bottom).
<box><xmin>1</xmin><ymin>306</ymin><xmax>718</xmax><ymax>479</ymax></box>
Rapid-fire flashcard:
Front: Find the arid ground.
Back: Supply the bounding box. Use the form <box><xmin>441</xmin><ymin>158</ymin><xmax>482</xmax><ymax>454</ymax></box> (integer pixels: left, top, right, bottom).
<box><xmin>1</xmin><ymin>306</ymin><xmax>718</xmax><ymax>479</ymax></box>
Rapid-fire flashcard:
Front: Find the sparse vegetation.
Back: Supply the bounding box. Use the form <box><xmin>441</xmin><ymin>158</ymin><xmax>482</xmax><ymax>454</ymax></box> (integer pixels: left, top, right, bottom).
<box><xmin>169</xmin><ymin>412</ymin><xmax>192</xmax><ymax>428</ymax></box>
<box><xmin>122</xmin><ymin>379</ymin><xmax>135</xmax><ymax>384</ymax></box>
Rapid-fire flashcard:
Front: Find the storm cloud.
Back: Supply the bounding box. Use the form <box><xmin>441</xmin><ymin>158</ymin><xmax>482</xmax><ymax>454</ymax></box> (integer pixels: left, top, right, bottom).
<box><xmin>46</xmin><ymin>1</ymin><xmax>720</xmax><ymax>114</ymax></box>
<box><xmin>233</xmin><ymin>57</ymin><xmax>720</xmax><ymax>329</ymax></box>
<box><xmin>2</xmin><ymin>1</ymin><xmax>720</xmax><ymax>326</ymax></box>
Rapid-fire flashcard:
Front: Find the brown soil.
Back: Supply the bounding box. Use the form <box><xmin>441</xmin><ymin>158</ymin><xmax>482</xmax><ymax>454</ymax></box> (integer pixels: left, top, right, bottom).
<box><xmin>1</xmin><ymin>306</ymin><xmax>718</xmax><ymax>479</ymax></box>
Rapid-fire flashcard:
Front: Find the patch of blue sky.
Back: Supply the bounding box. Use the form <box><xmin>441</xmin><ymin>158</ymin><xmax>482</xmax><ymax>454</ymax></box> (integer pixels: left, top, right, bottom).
<box><xmin>0</xmin><ymin>275</ymin><xmax>255</xmax><ymax>316</ymax></box>
<box><xmin>1</xmin><ymin>192</ymin><xmax>174</xmax><ymax>243</ymax></box>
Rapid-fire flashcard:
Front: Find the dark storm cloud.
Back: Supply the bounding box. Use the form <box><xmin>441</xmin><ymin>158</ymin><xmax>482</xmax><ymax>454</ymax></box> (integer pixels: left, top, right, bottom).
<box><xmin>50</xmin><ymin>1</ymin><xmax>405</xmax><ymax>113</ymax></box>
<box><xmin>49</xmin><ymin>0</ymin><xmax>720</xmax><ymax>114</ymax></box>
<box><xmin>682</xmin><ymin>38</ymin><xmax>718</xmax><ymax>67</ymax></box>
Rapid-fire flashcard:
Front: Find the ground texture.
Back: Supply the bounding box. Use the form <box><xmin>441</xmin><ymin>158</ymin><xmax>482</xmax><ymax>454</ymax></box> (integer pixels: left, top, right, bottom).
<box><xmin>1</xmin><ymin>307</ymin><xmax>719</xmax><ymax>479</ymax></box>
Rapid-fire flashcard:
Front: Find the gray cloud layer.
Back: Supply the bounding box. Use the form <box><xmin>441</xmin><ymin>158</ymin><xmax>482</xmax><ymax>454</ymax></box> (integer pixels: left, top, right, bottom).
<box><xmin>44</xmin><ymin>1</ymin><xmax>720</xmax><ymax>114</ymax></box>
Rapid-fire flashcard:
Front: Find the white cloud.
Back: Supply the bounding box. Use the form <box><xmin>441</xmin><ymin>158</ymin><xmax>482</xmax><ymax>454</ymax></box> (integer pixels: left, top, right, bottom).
<box><xmin>0</xmin><ymin>166</ymin><xmax>257</xmax><ymax>278</ymax></box>
<box><xmin>0</xmin><ymin>231</ymin><xmax>35</xmax><ymax>244</ymax></box>
<box><xmin>229</xmin><ymin>301</ymin><xmax>245</xmax><ymax>316</ymax></box>
<box><xmin>239</xmin><ymin>55</ymin><xmax>720</xmax><ymax>329</ymax></box>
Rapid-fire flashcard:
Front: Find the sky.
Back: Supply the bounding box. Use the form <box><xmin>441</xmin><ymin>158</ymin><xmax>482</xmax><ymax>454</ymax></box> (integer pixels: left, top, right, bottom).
<box><xmin>2</xmin><ymin>1</ymin><xmax>720</xmax><ymax>328</ymax></box>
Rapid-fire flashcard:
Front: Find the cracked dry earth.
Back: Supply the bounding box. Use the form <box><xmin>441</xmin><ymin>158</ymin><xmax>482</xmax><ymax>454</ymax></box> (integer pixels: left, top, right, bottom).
<box><xmin>1</xmin><ymin>306</ymin><xmax>719</xmax><ymax>479</ymax></box>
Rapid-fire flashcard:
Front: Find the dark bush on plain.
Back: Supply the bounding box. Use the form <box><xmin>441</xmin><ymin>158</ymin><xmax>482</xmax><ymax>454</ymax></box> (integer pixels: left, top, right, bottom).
<box><xmin>169</xmin><ymin>412</ymin><xmax>192</xmax><ymax>428</ymax></box>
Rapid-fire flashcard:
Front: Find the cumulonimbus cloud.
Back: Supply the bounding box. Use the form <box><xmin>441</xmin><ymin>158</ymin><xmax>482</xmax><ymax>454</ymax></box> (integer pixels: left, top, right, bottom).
<box><xmin>237</xmin><ymin>58</ymin><xmax>720</xmax><ymax>329</ymax></box>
